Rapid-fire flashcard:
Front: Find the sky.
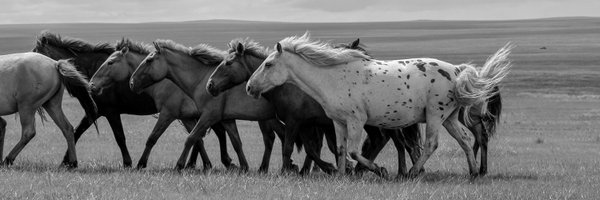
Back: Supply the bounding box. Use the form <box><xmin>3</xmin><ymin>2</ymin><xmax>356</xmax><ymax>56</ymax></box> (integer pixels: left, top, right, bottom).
<box><xmin>0</xmin><ymin>0</ymin><xmax>599</xmax><ymax>24</ymax></box>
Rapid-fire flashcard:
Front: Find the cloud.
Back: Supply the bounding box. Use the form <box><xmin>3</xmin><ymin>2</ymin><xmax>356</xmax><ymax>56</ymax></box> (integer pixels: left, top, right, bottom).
<box><xmin>0</xmin><ymin>0</ymin><xmax>598</xmax><ymax>24</ymax></box>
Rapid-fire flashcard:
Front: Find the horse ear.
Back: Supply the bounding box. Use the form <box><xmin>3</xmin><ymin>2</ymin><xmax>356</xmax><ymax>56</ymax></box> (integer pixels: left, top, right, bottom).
<box><xmin>350</xmin><ymin>38</ymin><xmax>360</xmax><ymax>49</ymax></box>
<box><xmin>276</xmin><ymin>42</ymin><xmax>282</xmax><ymax>54</ymax></box>
<box><xmin>121</xmin><ymin>46</ymin><xmax>129</xmax><ymax>54</ymax></box>
<box><xmin>236</xmin><ymin>43</ymin><xmax>245</xmax><ymax>55</ymax></box>
<box><xmin>153</xmin><ymin>42</ymin><xmax>161</xmax><ymax>53</ymax></box>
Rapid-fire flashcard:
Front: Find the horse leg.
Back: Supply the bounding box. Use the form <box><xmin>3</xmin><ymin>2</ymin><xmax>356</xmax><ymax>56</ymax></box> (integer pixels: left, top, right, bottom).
<box><xmin>175</xmin><ymin>114</ymin><xmax>217</xmax><ymax>170</ymax></box>
<box><xmin>61</xmin><ymin>115</ymin><xmax>98</xmax><ymax>166</ymax></box>
<box><xmin>301</xmin><ymin>126</ymin><xmax>337</xmax><ymax>175</ymax></box>
<box><xmin>386</xmin><ymin>129</ymin><xmax>408</xmax><ymax>177</ymax></box>
<box><xmin>402</xmin><ymin>124</ymin><xmax>422</xmax><ymax>165</ymax></box>
<box><xmin>180</xmin><ymin>119</ymin><xmax>211</xmax><ymax>170</ymax></box>
<box><xmin>221</xmin><ymin>120</ymin><xmax>249</xmax><ymax>172</ymax></box>
<box><xmin>0</xmin><ymin>117</ymin><xmax>6</xmax><ymax>161</ymax></box>
<box><xmin>43</xmin><ymin>97</ymin><xmax>78</xmax><ymax>168</ymax></box>
<box><xmin>257</xmin><ymin>120</ymin><xmax>276</xmax><ymax>173</ymax></box>
<box><xmin>355</xmin><ymin>126</ymin><xmax>389</xmax><ymax>174</ymax></box>
<box><xmin>136</xmin><ymin>112</ymin><xmax>175</xmax><ymax>169</ymax></box>
<box><xmin>282</xmin><ymin>122</ymin><xmax>300</xmax><ymax>173</ymax></box>
<box><xmin>442</xmin><ymin>111</ymin><xmax>478</xmax><ymax>177</ymax></box>
<box><xmin>345</xmin><ymin>121</ymin><xmax>388</xmax><ymax>178</ymax></box>
<box><xmin>3</xmin><ymin>108</ymin><xmax>36</xmax><ymax>166</ymax></box>
<box><xmin>299</xmin><ymin>126</ymin><xmax>319</xmax><ymax>174</ymax></box>
<box><xmin>210</xmin><ymin>121</ymin><xmax>234</xmax><ymax>169</ymax></box>
<box><xmin>105</xmin><ymin>114</ymin><xmax>132</xmax><ymax>168</ymax></box>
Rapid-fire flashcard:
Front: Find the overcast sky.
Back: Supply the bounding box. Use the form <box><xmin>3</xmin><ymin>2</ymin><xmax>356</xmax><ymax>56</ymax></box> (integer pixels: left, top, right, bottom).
<box><xmin>1</xmin><ymin>0</ymin><xmax>598</xmax><ymax>24</ymax></box>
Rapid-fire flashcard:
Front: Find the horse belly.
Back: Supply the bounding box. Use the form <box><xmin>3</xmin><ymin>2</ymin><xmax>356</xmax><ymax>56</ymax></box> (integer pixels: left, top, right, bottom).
<box><xmin>362</xmin><ymin>78</ymin><xmax>427</xmax><ymax>129</ymax></box>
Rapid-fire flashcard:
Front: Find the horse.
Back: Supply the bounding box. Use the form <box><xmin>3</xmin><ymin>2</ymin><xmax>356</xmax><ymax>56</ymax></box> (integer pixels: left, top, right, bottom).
<box><xmin>206</xmin><ymin>38</ymin><xmax>422</xmax><ymax>177</ymax></box>
<box><xmin>246</xmin><ymin>33</ymin><xmax>512</xmax><ymax>177</ymax></box>
<box><xmin>0</xmin><ymin>53</ymin><xmax>98</xmax><ymax>168</ymax></box>
<box><xmin>335</xmin><ymin>39</ymin><xmax>503</xmax><ymax>175</ymax></box>
<box><xmin>90</xmin><ymin>38</ymin><xmax>284</xmax><ymax>170</ymax></box>
<box><xmin>129</xmin><ymin>39</ymin><xmax>287</xmax><ymax>171</ymax></box>
<box><xmin>32</xmin><ymin>32</ymin><xmax>235</xmax><ymax>169</ymax></box>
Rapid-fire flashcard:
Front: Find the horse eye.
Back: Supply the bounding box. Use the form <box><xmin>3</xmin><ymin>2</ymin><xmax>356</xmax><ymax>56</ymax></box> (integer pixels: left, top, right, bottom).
<box><xmin>107</xmin><ymin>61</ymin><xmax>114</xmax><ymax>65</ymax></box>
<box><xmin>265</xmin><ymin>63</ymin><xmax>272</xmax><ymax>67</ymax></box>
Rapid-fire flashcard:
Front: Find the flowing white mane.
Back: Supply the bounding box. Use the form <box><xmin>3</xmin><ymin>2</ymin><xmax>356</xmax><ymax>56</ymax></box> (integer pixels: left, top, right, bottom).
<box><xmin>278</xmin><ymin>33</ymin><xmax>371</xmax><ymax>67</ymax></box>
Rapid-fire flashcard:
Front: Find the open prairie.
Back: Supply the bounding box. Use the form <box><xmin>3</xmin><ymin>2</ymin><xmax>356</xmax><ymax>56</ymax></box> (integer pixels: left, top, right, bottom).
<box><xmin>0</xmin><ymin>17</ymin><xmax>599</xmax><ymax>199</ymax></box>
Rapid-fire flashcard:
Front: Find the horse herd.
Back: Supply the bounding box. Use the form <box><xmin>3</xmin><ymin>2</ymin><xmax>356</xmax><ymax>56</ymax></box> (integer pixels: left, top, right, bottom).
<box><xmin>0</xmin><ymin>31</ymin><xmax>511</xmax><ymax>179</ymax></box>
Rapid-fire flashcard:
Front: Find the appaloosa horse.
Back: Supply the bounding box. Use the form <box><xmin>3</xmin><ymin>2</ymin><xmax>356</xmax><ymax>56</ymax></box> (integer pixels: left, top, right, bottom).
<box><xmin>247</xmin><ymin>33</ymin><xmax>512</xmax><ymax>177</ymax></box>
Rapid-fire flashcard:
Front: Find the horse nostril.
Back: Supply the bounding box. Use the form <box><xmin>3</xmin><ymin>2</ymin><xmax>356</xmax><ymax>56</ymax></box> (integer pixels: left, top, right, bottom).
<box><xmin>129</xmin><ymin>81</ymin><xmax>134</xmax><ymax>89</ymax></box>
<box><xmin>207</xmin><ymin>81</ymin><xmax>213</xmax><ymax>89</ymax></box>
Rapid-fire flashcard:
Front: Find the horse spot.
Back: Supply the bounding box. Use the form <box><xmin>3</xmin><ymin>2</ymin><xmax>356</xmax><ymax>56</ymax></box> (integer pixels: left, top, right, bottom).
<box><xmin>407</xmin><ymin>74</ymin><xmax>410</xmax><ymax>80</ymax></box>
<box><xmin>398</xmin><ymin>61</ymin><xmax>405</xmax><ymax>65</ymax></box>
<box><xmin>431</xmin><ymin>79</ymin><xmax>435</xmax><ymax>83</ymax></box>
<box><xmin>348</xmin><ymin>93</ymin><xmax>351</xmax><ymax>97</ymax></box>
<box><xmin>416</xmin><ymin>62</ymin><xmax>426</xmax><ymax>72</ymax></box>
<box><xmin>438</xmin><ymin>69</ymin><xmax>452</xmax><ymax>81</ymax></box>
<box><xmin>395</xmin><ymin>101</ymin><xmax>399</xmax><ymax>104</ymax></box>
<box><xmin>398</xmin><ymin>69</ymin><xmax>402</xmax><ymax>72</ymax></box>
<box><xmin>438</xmin><ymin>102</ymin><xmax>443</xmax><ymax>105</ymax></box>
<box><xmin>402</xmin><ymin>102</ymin><xmax>407</xmax><ymax>106</ymax></box>
<box><xmin>429</xmin><ymin>62</ymin><xmax>439</xmax><ymax>66</ymax></box>
<box><xmin>435</xmin><ymin>94</ymin><xmax>439</xmax><ymax>96</ymax></box>
<box><xmin>351</xmin><ymin>110</ymin><xmax>355</xmax><ymax>114</ymax></box>
<box><xmin>455</xmin><ymin>68</ymin><xmax>461</xmax><ymax>76</ymax></box>
<box><xmin>356</xmin><ymin>70</ymin><xmax>360</xmax><ymax>74</ymax></box>
<box><xmin>406</xmin><ymin>85</ymin><xmax>410</xmax><ymax>89</ymax></box>
<box><xmin>382</xmin><ymin>80</ymin><xmax>385</xmax><ymax>82</ymax></box>
<box><xmin>397</xmin><ymin>75</ymin><xmax>402</xmax><ymax>79</ymax></box>
<box><xmin>397</xmin><ymin>88</ymin><xmax>401</xmax><ymax>91</ymax></box>
<box><xmin>409</xmin><ymin>99</ymin><xmax>412</xmax><ymax>102</ymax></box>
<box><xmin>393</xmin><ymin>110</ymin><xmax>397</xmax><ymax>113</ymax></box>
<box><xmin>376</xmin><ymin>61</ymin><xmax>382</xmax><ymax>65</ymax></box>
<box><xmin>423</xmin><ymin>74</ymin><xmax>427</xmax><ymax>77</ymax></box>
<box><xmin>417</xmin><ymin>59</ymin><xmax>422</xmax><ymax>62</ymax></box>
<box><xmin>439</xmin><ymin>107</ymin><xmax>444</xmax><ymax>111</ymax></box>
<box><xmin>387</xmin><ymin>104</ymin><xmax>391</xmax><ymax>107</ymax></box>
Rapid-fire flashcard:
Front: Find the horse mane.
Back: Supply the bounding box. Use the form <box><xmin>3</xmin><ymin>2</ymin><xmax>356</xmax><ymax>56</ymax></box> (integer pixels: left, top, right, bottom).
<box><xmin>278</xmin><ymin>32</ymin><xmax>370</xmax><ymax>67</ymax></box>
<box><xmin>228</xmin><ymin>38</ymin><xmax>270</xmax><ymax>58</ymax></box>
<box><xmin>190</xmin><ymin>44</ymin><xmax>226</xmax><ymax>66</ymax></box>
<box><xmin>36</xmin><ymin>31</ymin><xmax>114</xmax><ymax>54</ymax></box>
<box><xmin>115</xmin><ymin>38</ymin><xmax>153</xmax><ymax>54</ymax></box>
<box><xmin>154</xmin><ymin>39</ymin><xmax>224</xmax><ymax>66</ymax></box>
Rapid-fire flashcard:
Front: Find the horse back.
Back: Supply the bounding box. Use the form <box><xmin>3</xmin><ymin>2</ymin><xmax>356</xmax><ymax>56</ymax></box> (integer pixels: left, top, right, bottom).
<box><xmin>0</xmin><ymin>53</ymin><xmax>61</xmax><ymax>115</ymax></box>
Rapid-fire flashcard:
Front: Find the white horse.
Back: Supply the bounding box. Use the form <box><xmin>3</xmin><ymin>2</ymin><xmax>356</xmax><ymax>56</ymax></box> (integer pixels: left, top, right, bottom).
<box><xmin>246</xmin><ymin>33</ymin><xmax>512</xmax><ymax>177</ymax></box>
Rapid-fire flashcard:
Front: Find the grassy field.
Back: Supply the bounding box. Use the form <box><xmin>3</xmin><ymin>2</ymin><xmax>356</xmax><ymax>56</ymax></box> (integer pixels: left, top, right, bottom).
<box><xmin>0</xmin><ymin>17</ymin><xmax>599</xmax><ymax>199</ymax></box>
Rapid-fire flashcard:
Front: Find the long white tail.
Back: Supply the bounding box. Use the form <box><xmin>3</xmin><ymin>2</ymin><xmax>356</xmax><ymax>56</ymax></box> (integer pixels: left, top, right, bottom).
<box><xmin>455</xmin><ymin>43</ymin><xmax>514</xmax><ymax>120</ymax></box>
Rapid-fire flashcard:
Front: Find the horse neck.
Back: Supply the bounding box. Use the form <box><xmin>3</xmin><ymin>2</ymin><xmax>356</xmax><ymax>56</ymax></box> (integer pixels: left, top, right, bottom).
<box><xmin>128</xmin><ymin>52</ymin><xmax>160</xmax><ymax>95</ymax></box>
<box><xmin>284</xmin><ymin>55</ymin><xmax>340</xmax><ymax>108</ymax></box>
<box><xmin>164</xmin><ymin>52</ymin><xmax>213</xmax><ymax>98</ymax></box>
<box><xmin>243</xmin><ymin>53</ymin><xmax>267</xmax><ymax>74</ymax></box>
<box><xmin>73</xmin><ymin>52</ymin><xmax>112</xmax><ymax>78</ymax></box>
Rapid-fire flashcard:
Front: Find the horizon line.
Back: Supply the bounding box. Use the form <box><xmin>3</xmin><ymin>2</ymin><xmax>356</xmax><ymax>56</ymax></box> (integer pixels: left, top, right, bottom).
<box><xmin>0</xmin><ymin>16</ymin><xmax>597</xmax><ymax>26</ymax></box>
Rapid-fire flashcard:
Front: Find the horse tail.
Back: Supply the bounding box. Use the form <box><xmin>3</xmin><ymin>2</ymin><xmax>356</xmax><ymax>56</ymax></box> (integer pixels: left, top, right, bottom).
<box><xmin>56</xmin><ymin>59</ymin><xmax>99</xmax><ymax>131</ymax></box>
<box><xmin>484</xmin><ymin>89</ymin><xmax>502</xmax><ymax>138</ymax></box>
<box><xmin>454</xmin><ymin>43</ymin><xmax>513</xmax><ymax>123</ymax></box>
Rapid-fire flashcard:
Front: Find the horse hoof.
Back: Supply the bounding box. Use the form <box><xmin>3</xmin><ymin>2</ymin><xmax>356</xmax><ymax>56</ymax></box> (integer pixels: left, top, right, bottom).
<box><xmin>136</xmin><ymin>163</ymin><xmax>147</xmax><ymax>169</ymax></box>
<box><xmin>258</xmin><ymin>167</ymin><xmax>268</xmax><ymax>174</ymax></box>
<box><xmin>479</xmin><ymin>169</ymin><xmax>487</xmax><ymax>176</ymax></box>
<box><xmin>185</xmin><ymin>164</ymin><xmax>196</xmax><ymax>169</ymax></box>
<box><xmin>227</xmin><ymin>164</ymin><xmax>239</xmax><ymax>171</ymax></box>
<box><xmin>61</xmin><ymin>161</ymin><xmax>78</xmax><ymax>169</ymax></box>
<box><xmin>408</xmin><ymin>168</ymin><xmax>423</xmax><ymax>178</ymax></box>
<box><xmin>240</xmin><ymin>166</ymin><xmax>249</xmax><ymax>173</ymax></box>
<box><xmin>291</xmin><ymin>164</ymin><xmax>299</xmax><ymax>172</ymax></box>
<box><xmin>174</xmin><ymin>163</ymin><xmax>185</xmax><ymax>171</ymax></box>
<box><xmin>375</xmin><ymin>167</ymin><xmax>388</xmax><ymax>179</ymax></box>
<box><xmin>123</xmin><ymin>162</ymin><xmax>133</xmax><ymax>168</ymax></box>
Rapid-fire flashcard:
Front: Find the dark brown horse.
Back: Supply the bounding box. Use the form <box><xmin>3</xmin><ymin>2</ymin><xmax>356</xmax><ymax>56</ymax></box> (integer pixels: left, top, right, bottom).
<box><xmin>0</xmin><ymin>53</ymin><xmax>97</xmax><ymax>168</ymax></box>
<box><xmin>206</xmin><ymin>38</ymin><xmax>422</xmax><ymax>177</ymax></box>
<box><xmin>89</xmin><ymin>38</ymin><xmax>284</xmax><ymax>170</ymax></box>
<box><xmin>129</xmin><ymin>40</ymin><xmax>288</xmax><ymax>171</ymax></box>
<box><xmin>32</xmin><ymin>32</ymin><xmax>235</xmax><ymax>169</ymax></box>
